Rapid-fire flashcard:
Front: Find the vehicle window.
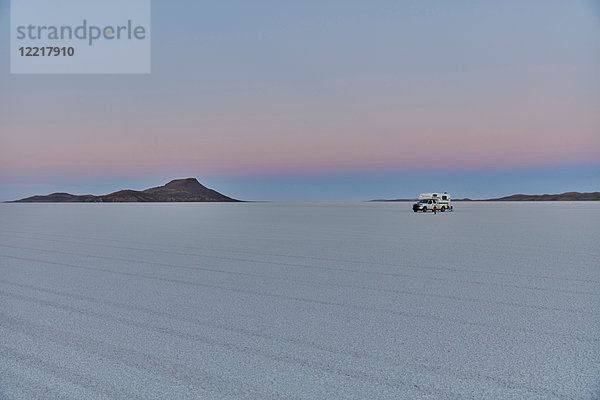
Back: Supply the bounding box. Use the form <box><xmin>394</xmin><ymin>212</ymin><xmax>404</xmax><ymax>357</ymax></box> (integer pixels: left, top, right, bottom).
<box><xmin>442</xmin><ymin>196</ymin><xmax>447</xmax><ymax>200</ymax></box>
<box><xmin>428</xmin><ymin>200</ymin><xmax>432</xmax><ymax>204</ymax></box>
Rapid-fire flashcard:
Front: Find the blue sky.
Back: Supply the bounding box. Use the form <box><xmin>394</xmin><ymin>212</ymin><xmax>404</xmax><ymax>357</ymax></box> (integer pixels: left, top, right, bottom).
<box><xmin>0</xmin><ymin>0</ymin><xmax>599</xmax><ymax>201</ymax></box>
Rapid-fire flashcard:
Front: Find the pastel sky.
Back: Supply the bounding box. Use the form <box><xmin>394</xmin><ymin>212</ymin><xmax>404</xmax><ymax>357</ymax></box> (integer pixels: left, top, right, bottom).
<box><xmin>1</xmin><ymin>0</ymin><xmax>599</xmax><ymax>201</ymax></box>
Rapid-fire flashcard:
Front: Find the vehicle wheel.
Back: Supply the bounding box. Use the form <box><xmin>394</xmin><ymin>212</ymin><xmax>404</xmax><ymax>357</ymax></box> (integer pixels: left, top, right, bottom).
<box><xmin>413</xmin><ymin>204</ymin><xmax>418</xmax><ymax>212</ymax></box>
<box><xmin>441</xmin><ymin>206</ymin><xmax>446</xmax><ymax>212</ymax></box>
<box><xmin>422</xmin><ymin>207</ymin><xmax>427</xmax><ymax>212</ymax></box>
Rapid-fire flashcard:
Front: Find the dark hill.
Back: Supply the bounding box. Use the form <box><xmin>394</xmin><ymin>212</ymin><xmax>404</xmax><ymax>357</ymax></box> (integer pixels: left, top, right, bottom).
<box><xmin>485</xmin><ymin>192</ymin><xmax>600</xmax><ymax>201</ymax></box>
<box><xmin>371</xmin><ymin>191</ymin><xmax>600</xmax><ymax>202</ymax></box>
<box><xmin>11</xmin><ymin>193</ymin><xmax>97</xmax><ymax>202</ymax></box>
<box><xmin>12</xmin><ymin>178</ymin><xmax>240</xmax><ymax>203</ymax></box>
<box><xmin>138</xmin><ymin>178</ymin><xmax>234</xmax><ymax>202</ymax></box>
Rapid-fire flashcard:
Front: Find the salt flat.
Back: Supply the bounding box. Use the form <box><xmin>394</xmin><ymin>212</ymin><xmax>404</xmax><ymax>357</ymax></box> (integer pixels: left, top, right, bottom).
<box><xmin>0</xmin><ymin>202</ymin><xmax>598</xmax><ymax>399</ymax></box>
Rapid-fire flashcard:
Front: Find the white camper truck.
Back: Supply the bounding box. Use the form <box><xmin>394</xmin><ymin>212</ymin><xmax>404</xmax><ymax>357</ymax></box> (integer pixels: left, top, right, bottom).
<box><xmin>413</xmin><ymin>192</ymin><xmax>452</xmax><ymax>212</ymax></box>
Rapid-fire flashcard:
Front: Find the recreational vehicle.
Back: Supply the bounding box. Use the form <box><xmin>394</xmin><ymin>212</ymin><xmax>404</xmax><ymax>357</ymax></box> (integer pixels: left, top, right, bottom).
<box><xmin>413</xmin><ymin>192</ymin><xmax>452</xmax><ymax>212</ymax></box>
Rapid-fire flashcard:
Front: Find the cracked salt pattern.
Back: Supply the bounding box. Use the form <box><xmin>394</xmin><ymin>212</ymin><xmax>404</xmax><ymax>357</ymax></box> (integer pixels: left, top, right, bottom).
<box><xmin>0</xmin><ymin>202</ymin><xmax>599</xmax><ymax>399</ymax></box>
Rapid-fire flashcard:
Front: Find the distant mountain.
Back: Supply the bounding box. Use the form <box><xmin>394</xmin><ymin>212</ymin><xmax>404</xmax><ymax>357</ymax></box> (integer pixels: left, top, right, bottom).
<box><xmin>11</xmin><ymin>193</ymin><xmax>97</xmax><ymax>202</ymax></box>
<box><xmin>484</xmin><ymin>192</ymin><xmax>600</xmax><ymax>201</ymax></box>
<box><xmin>372</xmin><ymin>191</ymin><xmax>600</xmax><ymax>202</ymax></box>
<box><xmin>11</xmin><ymin>178</ymin><xmax>240</xmax><ymax>203</ymax></box>
<box><xmin>369</xmin><ymin>198</ymin><xmax>416</xmax><ymax>202</ymax></box>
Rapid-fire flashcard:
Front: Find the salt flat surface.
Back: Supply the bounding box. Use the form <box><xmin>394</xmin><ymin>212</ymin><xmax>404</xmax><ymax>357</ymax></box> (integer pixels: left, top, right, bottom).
<box><xmin>0</xmin><ymin>202</ymin><xmax>599</xmax><ymax>399</ymax></box>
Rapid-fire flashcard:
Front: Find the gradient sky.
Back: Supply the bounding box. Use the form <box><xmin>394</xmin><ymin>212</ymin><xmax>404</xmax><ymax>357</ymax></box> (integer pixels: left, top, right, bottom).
<box><xmin>1</xmin><ymin>0</ymin><xmax>599</xmax><ymax>201</ymax></box>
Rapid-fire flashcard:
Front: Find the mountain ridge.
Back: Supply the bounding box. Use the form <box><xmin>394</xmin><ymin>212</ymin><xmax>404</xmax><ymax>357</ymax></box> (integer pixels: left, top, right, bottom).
<box><xmin>371</xmin><ymin>191</ymin><xmax>600</xmax><ymax>202</ymax></box>
<box><xmin>481</xmin><ymin>192</ymin><xmax>600</xmax><ymax>201</ymax></box>
<box><xmin>10</xmin><ymin>178</ymin><xmax>240</xmax><ymax>203</ymax></box>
